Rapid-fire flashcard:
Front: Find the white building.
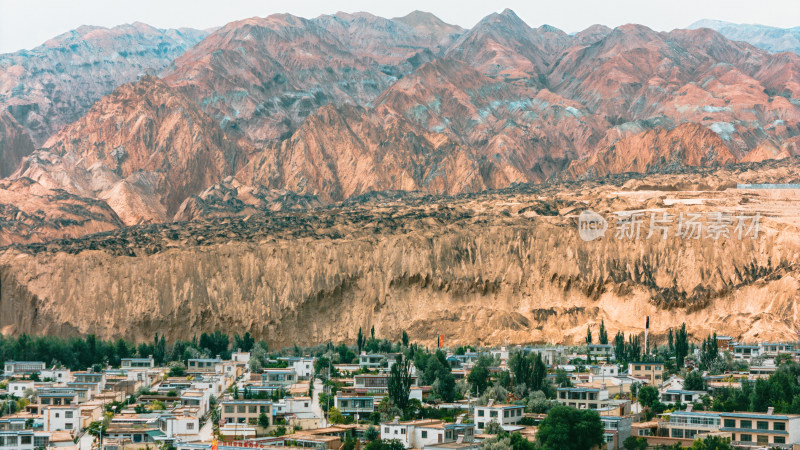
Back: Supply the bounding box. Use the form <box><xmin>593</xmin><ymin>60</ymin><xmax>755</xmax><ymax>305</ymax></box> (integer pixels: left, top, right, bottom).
<box><xmin>157</xmin><ymin>414</ymin><xmax>200</xmax><ymax>439</ymax></box>
<box><xmin>0</xmin><ymin>430</ymin><xmax>36</xmax><ymax>450</ymax></box>
<box><xmin>381</xmin><ymin>419</ymin><xmax>474</xmax><ymax>449</ymax></box>
<box><xmin>660</xmin><ymin>390</ymin><xmax>706</xmax><ymax>405</ymax></box>
<box><xmin>290</xmin><ymin>358</ymin><xmax>315</xmax><ymax>379</ymax></box>
<box><xmin>3</xmin><ymin>362</ymin><xmax>45</xmax><ymax>377</ymax></box>
<box><xmin>231</xmin><ymin>351</ymin><xmax>251</xmax><ymax>364</ymax></box>
<box><xmin>359</xmin><ymin>354</ymin><xmax>385</xmax><ymax>369</ymax></box>
<box><xmin>473</xmin><ymin>402</ymin><xmax>525</xmax><ymax>431</ymax></box>
<box><xmin>6</xmin><ymin>380</ymin><xmax>35</xmax><ymax>397</ymax></box>
<box><xmin>43</xmin><ymin>406</ymin><xmax>81</xmax><ymax>433</ymax></box>
<box><xmin>40</xmin><ymin>368</ymin><xmax>72</xmax><ymax>383</ymax></box>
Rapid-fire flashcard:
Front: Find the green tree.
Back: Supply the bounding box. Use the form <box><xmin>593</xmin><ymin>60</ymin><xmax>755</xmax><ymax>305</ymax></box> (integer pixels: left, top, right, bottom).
<box><xmin>401</xmin><ymin>331</ymin><xmax>409</xmax><ymax>348</ymax></box>
<box><xmin>690</xmin><ymin>435</ymin><xmax>733</xmax><ymax>450</ymax></box>
<box><xmin>684</xmin><ymin>371</ymin><xmax>706</xmax><ymax>391</ymax></box>
<box><xmin>357</xmin><ymin>328</ymin><xmax>365</xmax><ymax>355</ymax></box>
<box><xmin>467</xmin><ymin>356</ymin><xmax>492</xmax><ymax>395</ymax></box>
<box><xmin>435</xmin><ymin>372</ymin><xmax>457</xmax><ymax>402</ymax></box>
<box><xmin>365</xmin><ymin>425</ymin><xmax>380</xmax><ymax>441</ymax></box>
<box><xmin>554</xmin><ymin>369</ymin><xmax>572</xmax><ymax>388</ymax></box>
<box><xmin>388</xmin><ymin>355</ymin><xmax>412</xmax><ymax>411</ymax></box>
<box><xmin>509</xmin><ymin>351</ymin><xmax>545</xmax><ymax>391</ymax></box>
<box><xmin>536</xmin><ymin>406</ymin><xmax>604</xmax><ymax>450</ymax></box>
<box><xmin>638</xmin><ymin>386</ymin><xmax>659</xmax><ymax>408</ymax></box>
<box><xmin>598</xmin><ymin>320</ymin><xmax>608</xmax><ymax>345</ymax></box>
<box><xmin>700</xmin><ymin>333</ymin><xmax>719</xmax><ymax>370</ymax></box>
<box><xmin>485</xmin><ymin>419</ymin><xmax>502</xmax><ymax>434</ymax></box>
<box><xmin>614</xmin><ymin>332</ymin><xmax>626</xmax><ymax>363</ymax></box>
<box><xmin>328</xmin><ymin>407</ymin><xmax>346</xmax><ymax>424</ymax></box>
<box><xmin>585</xmin><ymin>326</ymin><xmax>593</xmax><ymax>345</ymax></box>
<box><xmin>234</xmin><ymin>332</ymin><xmax>255</xmax><ymax>352</ymax></box>
<box><xmin>364</xmin><ymin>440</ymin><xmax>405</xmax><ymax>450</ymax></box>
<box><xmin>168</xmin><ymin>362</ymin><xmax>186</xmax><ymax>377</ymax></box>
<box><xmin>675</xmin><ymin>324</ymin><xmax>689</xmax><ymax>369</ymax></box>
<box><xmin>623</xmin><ymin>436</ymin><xmax>649</xmax><ymax>450</ymax></box>
<box><xmin>258</xmin><ymin>413</ymin><xmax>270</xmax><ymax>429</ymax></box>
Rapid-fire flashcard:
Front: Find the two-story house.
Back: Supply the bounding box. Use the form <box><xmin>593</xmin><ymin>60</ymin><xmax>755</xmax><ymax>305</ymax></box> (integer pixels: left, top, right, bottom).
<box><xmin>473</xmin><ymin>402</ymin><xmax>525</xmax><ymax>431</ymax></box>
<box><xmin>381</xmin><ymin>419</ymin><xmax>474</xmax><ymax>449</ymax></box>
<box><xmin>629</xmin><ymin>362</ymin><xmax>664</xmax><ymax>385</ymax></box>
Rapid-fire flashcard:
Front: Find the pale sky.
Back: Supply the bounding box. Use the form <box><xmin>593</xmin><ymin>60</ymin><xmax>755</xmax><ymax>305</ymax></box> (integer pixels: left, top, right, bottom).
<box><xmin>1</xmin><ymin>0</ymin><xmax>799</xmax><ymax>53</ymax></box>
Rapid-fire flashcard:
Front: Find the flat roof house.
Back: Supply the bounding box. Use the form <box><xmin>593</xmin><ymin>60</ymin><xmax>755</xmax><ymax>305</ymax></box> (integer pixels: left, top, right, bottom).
<box><xmin>629</xmin><ymin>362</ymin><xmax>664</xmax><ymax>385</ymax></box>
<box><xmin>353</xmin><ymin>374</ymin><xmax>418</xmax><ymax>394</ymax></box>
<box><xmin>759</xmin><ymin>342</ymin><xmax>795</xmax><ymax>357</ymax></box>
<box><xmin>732</xmin><ymin>345</ymin><xmax>761</xmax><ymax>361</ymax></box>
<box><xmin>473</xmin><ymin>402</ymin><xmax>525</xmax><ymax>431</ymax></box>
<box><xmin>660</xmin><ymin>390</ymin><xmax>706</xmax><ymax>405</ymax></box>
<box><xmin>220</xmin><ymin>400</ymin><xmax>273</xmax><ymax>435</ymax></box>
<box><xmin>659</xmin><ymin>410</ymin><xmax>721</xmax><ymax>441</ymax></box>
<box><xmin>187</xmin><ymin>358</ymin><xmax>222</xmax><ymax>374</ymax></box>
<box><xmin>42</xmin><ymin>405</ymin><xmax>82</xmax><ymax>435</ymax></box>
<box><xmin>121</xmin><ymin>357</ymin><xmax>155</xmax><ymax>369</ymax></box>
<box><xmin>381</xmin><ymin>419</ymin><xmax>474</xmax><ymax>449</ymax></box>
<box><xmin>721</xmin><ymin>411</ymin><xmax>800</xmax><ymax>448</ymax></box>
<box><xmin>37</xmin><ymin>388</ymin><xmax>77</xmax><ymax>406</ymax></box>
<box><xmin>3</xmin><ymin>362</ymin><xmax>45</xmax><ymax>376</ymax></box>
<box><xmin>261</xmin><ymin>368</ymin><xmax>297</xmax><ymax>387</ymax></box>
<box><xmin>587</xmin><ymin>344</ymin><xmax>614</xmax><ymax>360</ymax></box>
<box><xmin>335</xmin><ymin>395</ymin><xmax>377</xmax><ymax>416</ymax></box>
<box><xmin>556</xmin><ymin>387</ymin><xmax>610</xmax><ymax>410</ymax></box>
<box><xmin>359</xmin><ymin>354</ymin><xmax>384</xmax><ymax>369</ymax></box>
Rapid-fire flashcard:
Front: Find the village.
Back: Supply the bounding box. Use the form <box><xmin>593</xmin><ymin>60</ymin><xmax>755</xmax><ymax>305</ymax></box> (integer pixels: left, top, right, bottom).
<box><xmin>2</xmin><ymin>326</ymin><xmax>800</xmax><ymax>450</ymax></box>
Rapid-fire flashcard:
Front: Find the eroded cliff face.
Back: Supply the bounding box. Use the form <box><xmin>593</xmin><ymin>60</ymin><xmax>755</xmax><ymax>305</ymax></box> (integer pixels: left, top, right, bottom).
<box><xmin>2</xmin><ymin>160</ymin><xmax>799</xmax><ymax>346</ymax></box>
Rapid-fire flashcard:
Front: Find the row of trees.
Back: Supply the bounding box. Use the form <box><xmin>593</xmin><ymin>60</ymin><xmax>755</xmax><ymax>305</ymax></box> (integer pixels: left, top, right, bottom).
<box><xmin>0</xmin><ymin>331</ymin><xmax>258</xmax><ymax>370</ymax></box>
<box><xmin>585</xmin><ymin>320</ymin><xmax>609</xmax><ymax>345</ymax></box>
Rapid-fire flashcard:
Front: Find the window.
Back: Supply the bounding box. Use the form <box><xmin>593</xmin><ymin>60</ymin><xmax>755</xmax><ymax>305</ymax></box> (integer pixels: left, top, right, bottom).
<box><xmin>65</xmin><ymin>411</ymin><xmax>74</xmax><ymax>418</ymax></box>
<box><xmin>724</xmin><ymin>419</ymin><xmax>735</xmax><ymax>428</ymax></box>
<box><xmin>775</xmin><ymin>436</ymin><xmax>786</xmax><ymax>444</ymax></box>
<box><xmin>757</xmin><ymin>435</ymin><xmax>768</xmax><ymax>445</ymax></box>
<box><xmin>21</xmin><ymin>436</ymin><xmax>32</xmax><ymax>445</ymax></box>
<box><xmin>187</xmin><ymin>423</ymin><xmax>194</xmax><ymax>430</ymax></box>
<box><xmin>740</xmin><ymin>434</ymin><xmax>752</xmax><ymax>442</ymax></box>
<box><xmin>401</xmin><ymin>429</ymin><xmax>406</xmax><ymax>435</ymax></box>
<box><xmin>421</xmin><ymin>431</ymin><xmax>427</xmax><ymax>439</ymax></box>
<box><xmin>249</xmin><ymin>406</ymin><xmax>257</xmax><ymax>413</ymax></box>
<box><xmin>490</xmin><ymin>411</ymin><xmax>497</xmax><ymax>418</ymax></box>
<box><xmin>384</xmin><ymin>428</ymin><xmax>389</xmax><ymax>434</ymax></box>
<box><xmin>55</xmin><ymin>413</ymin><xmax>60</xmax><ymax>418</ymax></box>
<box><xmin>478</xmin><ymin>410</ymin><xmax>484</xmax><ymax>417</ymax></box>
<box><xmin>225</xmin><ymin>406</ymin><xmax>234</xmax><ymax>413</ymax></box>
<box><xmin>504</xmin><ymin>410</ymin><xmax>509</xmax><ymax>418</ymax></box>
<box><xmin>237</xmin><ymin>405</ymin><xmax>246</xmax><ymax>413</ymax></box>
<box><xmin>66</xmin><ymin>423</ymin><xmax>73</xmax><ymax>430</ymax></box>
<box><xmin>634</xmin><ymin>366</ymin><xmax>641</xmax><ymax>371</ymax></box>
<box><xmin>756</xmin><ymin>421</ymin><xmax>769</xmax><ymax>430</ymax></box>
<box><xmin>740</xmin><ymin>420</ymin><xmax>752</xmax><ymax>429</ymax></box>
<box><xmin>774</xmin><ymin>422</ymin><xmax>786</xmax><ymax>431</ymax></box>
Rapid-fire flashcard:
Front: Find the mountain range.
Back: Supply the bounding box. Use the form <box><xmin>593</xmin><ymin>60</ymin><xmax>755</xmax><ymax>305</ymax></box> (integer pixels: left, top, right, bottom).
<box><xmin>1</xmin><ymin>10</ymin><xmax>800</xmax><ymax>242</ymax></box>
<box><xmin>689</xmin><ymin>19</ymin><xmax>800</xmax><ymax>55</ymax></box>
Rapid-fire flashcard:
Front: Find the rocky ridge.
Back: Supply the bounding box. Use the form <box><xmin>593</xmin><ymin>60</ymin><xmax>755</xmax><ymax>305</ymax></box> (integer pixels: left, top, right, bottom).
<box><xmin>1</xmin><ymin>158</ymin><xmax>799</xmax><ymax>346</ymax></box>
